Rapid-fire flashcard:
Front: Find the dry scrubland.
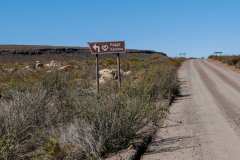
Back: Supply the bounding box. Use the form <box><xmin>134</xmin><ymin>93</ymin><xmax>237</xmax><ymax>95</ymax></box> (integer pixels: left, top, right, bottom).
<box><xmin>209</xmin><ymin>55</ymin><xmax>240</xmax><ymax>68</ymax></box>
<box><xmin>0</xmin><ymin>52</ymin><xmax>182</xmax><ymax>160</ymax></box>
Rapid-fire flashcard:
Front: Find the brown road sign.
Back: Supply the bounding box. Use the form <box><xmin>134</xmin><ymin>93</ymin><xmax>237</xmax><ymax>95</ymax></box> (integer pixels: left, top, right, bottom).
<box><xmin>88</xmin><ymin>41</ymin><xmax>125</xmax><ymax>54</ymax></box>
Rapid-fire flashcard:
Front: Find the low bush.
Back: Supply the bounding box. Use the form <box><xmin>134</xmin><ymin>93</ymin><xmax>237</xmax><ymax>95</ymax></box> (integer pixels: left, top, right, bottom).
<box><xmin>209</xmin><ymin>55</ymin><xmax>240</xmax><ymax>68</ymax></box>
<box><xmin>0</xmin><ymin>54</ymin><xmax>182</xmax><ymax>160</ymax></box>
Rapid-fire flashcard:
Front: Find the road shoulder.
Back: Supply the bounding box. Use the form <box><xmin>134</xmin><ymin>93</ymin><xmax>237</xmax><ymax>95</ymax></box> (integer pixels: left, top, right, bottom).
<box><xmin>142</xmin><ymin>62</ymin><xmax>201</xmax><ymax>160</ymax></box>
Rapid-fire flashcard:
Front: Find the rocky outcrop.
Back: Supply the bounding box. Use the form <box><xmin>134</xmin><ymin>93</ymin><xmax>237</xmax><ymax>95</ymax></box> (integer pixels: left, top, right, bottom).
<box><xmin>20</xmin><ymin>60</ymin><xmax>73</xmax><ymax>72</ymax></box>
<box><xmin>99</xmin><ymin>68</ymin><xmax>131</xmax><ymax>84</ymax></box>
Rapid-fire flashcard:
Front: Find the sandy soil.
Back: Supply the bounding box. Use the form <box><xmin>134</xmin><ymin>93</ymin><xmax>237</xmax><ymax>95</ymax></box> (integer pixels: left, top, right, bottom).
<box><xmin>142</xmin><ymin>60</ymin><xmax>240</xmax><ymax>160</ymax></box>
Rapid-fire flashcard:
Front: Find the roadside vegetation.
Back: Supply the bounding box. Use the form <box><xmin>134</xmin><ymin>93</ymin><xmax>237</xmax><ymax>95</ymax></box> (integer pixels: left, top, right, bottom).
<box><xmin>0</xmin><ymin>53</ymin><xmax>182</xmax><ymax>160</ymax></box>
<box><xmin>209</xmin><ymin>55</ymin><xmax>240</xmax><ymax>68</ymax></box>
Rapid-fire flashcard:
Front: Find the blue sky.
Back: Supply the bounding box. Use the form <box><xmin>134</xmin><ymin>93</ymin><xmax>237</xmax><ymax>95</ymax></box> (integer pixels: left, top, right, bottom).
<box><xmin>0</xmin><ymin>0</ymin><xmax>240</xmax><ymax>57</ymax></box>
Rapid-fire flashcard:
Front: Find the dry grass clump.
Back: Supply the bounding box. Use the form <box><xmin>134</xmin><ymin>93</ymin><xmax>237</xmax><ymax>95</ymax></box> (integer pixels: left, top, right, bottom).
<box><xmin>0</xmin><ymin>53</ymin><xmax>182</xmax><ymax>160</ymax></box>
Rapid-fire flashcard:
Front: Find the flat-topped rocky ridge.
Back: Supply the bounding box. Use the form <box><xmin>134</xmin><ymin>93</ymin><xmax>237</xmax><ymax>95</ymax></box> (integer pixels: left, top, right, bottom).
<box><xmin>0</xmin><ymin>44</ymin><xmax>167</xmax><ymax>56</ymax></box>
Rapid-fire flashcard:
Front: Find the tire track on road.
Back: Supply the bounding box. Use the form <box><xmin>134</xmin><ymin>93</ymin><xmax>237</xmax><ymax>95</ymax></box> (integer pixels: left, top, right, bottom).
<box><xmin>201</xmin><ymin>60</ymin><xmax>240</xmax><ymax>93</ymax></box>
<box><xmin>194</xmin><ymin>61</ymin><xmax>240</xmax><ymax>131</ymax></box>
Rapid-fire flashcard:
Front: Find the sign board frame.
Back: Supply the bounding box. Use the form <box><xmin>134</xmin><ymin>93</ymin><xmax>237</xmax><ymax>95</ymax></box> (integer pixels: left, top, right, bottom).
<box><xmin>88</xmin><ymin>41</ymin><xmax>125</xmax><ymax>55</ymax></box>
<box><xmin>88</xmin><ymin>41</ymin><xmax>126</xmax><ymax>93</ymax></box>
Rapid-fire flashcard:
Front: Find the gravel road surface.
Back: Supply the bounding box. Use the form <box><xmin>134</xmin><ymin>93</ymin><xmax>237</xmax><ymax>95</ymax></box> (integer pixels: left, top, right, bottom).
<box><xmin>142</xmin><ymin>60</ymin><xmax>240</xmax><ymax>160</ymax></box>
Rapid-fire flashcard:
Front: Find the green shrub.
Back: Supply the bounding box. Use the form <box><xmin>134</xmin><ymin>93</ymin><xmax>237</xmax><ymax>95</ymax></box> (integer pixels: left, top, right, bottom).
<box><xmin>0</xmin><ymin>55</ymin><xmax>182</xmax><ymax>160</ymax></box>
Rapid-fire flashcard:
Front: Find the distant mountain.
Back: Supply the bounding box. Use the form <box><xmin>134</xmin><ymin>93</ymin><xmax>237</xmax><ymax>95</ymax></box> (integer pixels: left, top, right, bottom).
<box><xmin>0</xmin><ymin>45</ymin><xmax>167</xmax><ymax>56</ymax></box>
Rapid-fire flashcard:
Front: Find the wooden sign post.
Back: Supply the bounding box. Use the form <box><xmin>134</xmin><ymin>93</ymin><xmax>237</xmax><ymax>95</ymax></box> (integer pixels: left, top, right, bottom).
<box><xmin>117</xmin><ymin>53</ymin><xmax>121</xmax><ymax>88</ymax></box>
<box><xmin>88</xmin><ymin>41</ymin><xmax>125</xmax><ymax>93</ymax></box>
<box><xmin>96</xmin><ymin>54</ymin><xmax>100</xmax><ymax>93</ymax></box>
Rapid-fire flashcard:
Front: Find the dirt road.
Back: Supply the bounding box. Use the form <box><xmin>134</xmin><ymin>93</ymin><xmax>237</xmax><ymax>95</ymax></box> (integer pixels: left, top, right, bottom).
<box><xmin>142</xmin><ymin>60</ymin><xmax>240</xmax><ymax>160</ymax></box>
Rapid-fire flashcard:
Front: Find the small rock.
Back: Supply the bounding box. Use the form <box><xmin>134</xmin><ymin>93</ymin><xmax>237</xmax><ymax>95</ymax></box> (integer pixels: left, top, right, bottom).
<box><xmin>99</xmin><ymin>69</ymin><xmax>114</xmax><ymax>76</ymax></box>
<box><xmin>46</xmin><ymin>70</ymin><xmax>52</xmax><ymax>73</ymax></box>
<box><xmin>24</xmin><ymin>65</ymin><xmax>31</xmax><ymax>69</ymax></box>
<box><xmin>123</xmin><ymin>70</ymin><xmax>132</xmax><ymax>76</ymax></box>
<box><xmin>45</xmin><ymin>60</ymin><xmax>60</xmax><ymax>68</ymax></box>
<box><xmin>99</xmin><ymin>69</ymin><xmax>115</xmax><ymax>84</ymax></box>
<box><xmin>35</xmin><ymin>61</ymin><xmax>44</xmax><ymax>69</ymax></box>
<box><xmin>58</xmin><ymin>65</ymin><xmax>73</xmax><ymax>71</ymax></box>
<box><xmin>99</xmin><ymin>77</ymin><xmax>106</xmax><ymax>84</ymax></box>
<box><xmin>5</xmin><ymin>68</ymin><xmax>16</xmax><ymax>73</ymax></box>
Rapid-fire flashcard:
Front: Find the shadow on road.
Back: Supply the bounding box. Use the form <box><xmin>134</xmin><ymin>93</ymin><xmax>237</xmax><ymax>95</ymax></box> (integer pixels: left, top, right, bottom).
<box><xmin>144</xmin><ymin>135</ymin><xmax>199</xmax><ymax>155</ymax></box>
